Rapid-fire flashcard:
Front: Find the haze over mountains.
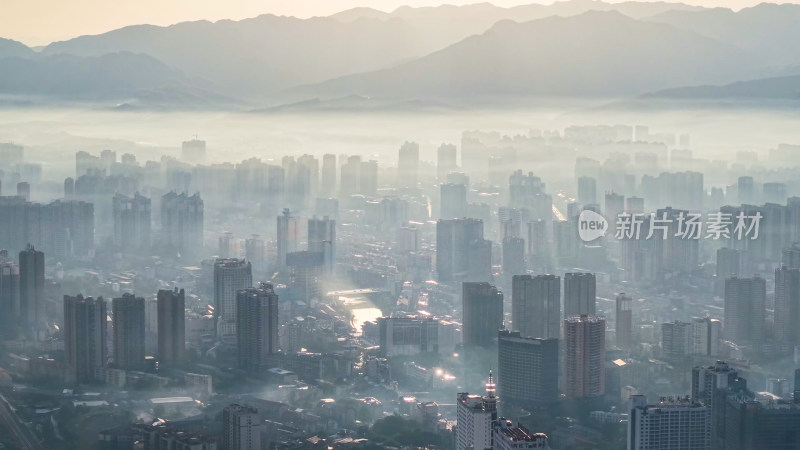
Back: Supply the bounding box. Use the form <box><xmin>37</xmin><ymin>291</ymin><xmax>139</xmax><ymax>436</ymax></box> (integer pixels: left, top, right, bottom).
<box><xmin>3</xmin><ymin>0</ymin><xmax>800</xmax><ymax>109</ymax></box>
<box><xmin>285</xmin><ymin>11</ymin><xmax>752</xmax><ymax>101</ymax></box>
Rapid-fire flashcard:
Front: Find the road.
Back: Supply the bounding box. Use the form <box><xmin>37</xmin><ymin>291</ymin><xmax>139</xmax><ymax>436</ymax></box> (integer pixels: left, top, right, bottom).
<box><xmin>0</xmin><ymin>393</ymin><xmax>43</xmax><ymax>450</ymax></box>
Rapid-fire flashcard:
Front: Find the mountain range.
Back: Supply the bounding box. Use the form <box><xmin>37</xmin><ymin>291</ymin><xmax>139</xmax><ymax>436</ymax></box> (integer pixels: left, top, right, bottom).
<box><xmin>283</xmin><ymin>11</ymin><xmax>753</xmax><ymax>101</ymax></box>
<box><xmin>3</xmin><ymin>0</ymin><xmax>800</xmax><ymax>109</ymax></box>
<box><xmin>646</xmin><ymin>74</ymin><xmax>800</xmax><ymax>100</ymax></box>
<box><xmin>0</xmin><ymin>38</ymin><xmax>35</xmax><ymax>59</ymax></box>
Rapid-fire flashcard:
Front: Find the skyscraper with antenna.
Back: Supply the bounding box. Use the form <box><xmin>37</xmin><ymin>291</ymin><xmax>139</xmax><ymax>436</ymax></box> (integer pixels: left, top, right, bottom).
<box><xmin>456</xmin><ymin>370</ymin><xmax>498</xmax><ymax>450</ymax></box>
<box><xmin>485</xmin><ymin>369</ymin><xmax>497</xmax><ymax>412</ymax></box>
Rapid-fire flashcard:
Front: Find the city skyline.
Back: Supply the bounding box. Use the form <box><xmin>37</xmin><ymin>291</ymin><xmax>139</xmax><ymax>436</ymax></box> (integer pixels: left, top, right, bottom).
<box><xmin>2</xmin><ymin>0</ymin><xmax>800</xmax><ymax>447</ymax></box>
<box><xmin>2</xmin><ymin>122</ymin><xmax>800</xmax><ymax>449</ymax></box>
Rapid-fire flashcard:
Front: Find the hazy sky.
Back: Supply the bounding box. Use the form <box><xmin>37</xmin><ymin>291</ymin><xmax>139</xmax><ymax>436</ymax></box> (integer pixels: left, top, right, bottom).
<box><xmin>2</xmin><ymin>0</ymin><xmax>784</xmax><ymax>46</ymax></box>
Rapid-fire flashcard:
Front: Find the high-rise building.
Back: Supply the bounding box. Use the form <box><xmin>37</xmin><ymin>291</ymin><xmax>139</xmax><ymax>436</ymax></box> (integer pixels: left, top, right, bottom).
<box><xmin>378</xmin><ymin>316</ymin><xmax>439</xmax><ymax>357</ymax></box>
<box><xmin>577</xmin><ymin>176</ymin><xmax>597</xmax><ymax>205</ymax></box>
<box><xmin>144</xmin><ymin>296</ymin><xmax>158</xmax><ymax>357</ymax></box>
<box><xmin>526</xmin><ymin>219</ymin><xmax>551</xmax><ymax>270</ymax></box>
<box><xmin>564</xmin><ymin>315</ymin><xmax>606</xmax><ymax>398</ymax></box>
<box><xmin>718</xmin><ymin>387</ymin><xmax>800</xmax><ymax>450</ymax></box>
<box><xmin>157</xmin><ymin>288</ymin><xmax>186</xmax><ymax>366</ymax></box>
<box><xmin>691</xmin><ymin>318</ymin><xmax>721</xmax><ymax>356</ymax></box>
<box><xmin>285</xmin><ymin>250</ymin><xmax>324</xmax><ymax>301</ymax></box>
<box><xmin>276</xmin><ymin>208</ymin><xmax>299</xmax><ymax>272</ymax></box>
<box><xmin>308</xmin><ymin>215</ymin><xmax>335</xmax><ymax>273</ymax></box>
<box><xmin>795</xmin><ymin>368</ymin><xmax>800</xmax><ymax>402</ymax></box>
<box><xmin>493</xmin><ymin>418</ymin><xmax>549</xmax><ymax>450</ymax></box>
<box><xmin>695</xmin><ymin>369</ymin><xmax>800</xmax><ymax>450</ymax></box>
<box><xmin>16</xmin><ymin>182</ymin><xmax>29</xmax><ymax>201</ymax></box>
<box><xmin>297</xmin><ymin>154</ymin><xmax>319</xmax><ymax>205</ymax></box>
<box><xmin>497</xmin><ymin>330</ymin><xmax>558</xmax><ymax>405</ymax></box>
<box><xmin>763</xmin><ymin>182</ymin><xmax>787</xmax><ymax>204</ymax></box>
<box><xmin>627</xmin><ymin>395</ymin><xmax>709</xmax><ymax>450</ymax></box>
<box><xmin>715</xmin><ymin>247</ymin><xmax>744</xmax><ymax>278</ymax></box>
<box><xmin>462</xmin><ymin>282</ymin><xmax>503</xmax><ymax>348</ymax></box>
<box><xmin>75</xmin><ymin>150</ymin><xmax>100</xmax><ymax>176</ymax></box>
<box><xmin>645</xmin><ymin>207</ymin><xmax>700</xmax><ymax>274</ymax></box>
<box><xmin>222</xmin><ymin>404</ymin><xmax>261</xmax><ymax>450</ymax></box>
<box><xmin>640</xmin><ymin>172</ymin><xmax>704</xmax><ymax>211</ymax></box>
<box><xmin>437</xmin><ymin>143</ymin><xmax>457</xmax><ymax>180</ymax></box>
<box><xmin>509</xmin><ymin>170</ymin><xmax>552</xmax><ymax>221</ymax></box>
<box><xmin>181</xmin><ymin>138</ymin><xmax>206</xmax><ymax>161</ymax></box>
<box><xmin>265</xmin><ymin>164</ymin><xmax>284</xmax><ymax>202</ymax></box>
<box><xmin>19</xmin><ymin>244</ymin><xmax>44</xmax><ymax>337</ymax></box>
<box><xmin>218</xmin><ymin>232</ymin><xmax>236</xmax><ymax>259</ymax></box>
<box><xmin>398</xmin><ymin>141</ymin><xmax>419</xmax><ymax>188</ymax></box>
<box><xmin>64</xmin><ymin>294</ymin><xmax>107</xmax><ymax>382</ymax></box>
<box><xmin>564</xmin><ymin>272</ymin><xmax>596</xmax><ymax>319</ymax></box>
<box><xmin>112</xmin><ymin>293</ymin><xmax>146</xmax><ymax>370</ymax></box>
<box><xmin>160</xmin><ymin>191</ymin><xmax>203</xmax><ymax>258</ymax></box>
<box><xmin>397</xmin><ymin>226</ymin><xmax>420</xmax><ymax>253</ymax></box>
<box><xmin>498</xmin><ymin>207</ymin><xmax>529</xmax><ymax>241</ymax></box>
<box><xmin>775</xmin><ymin>266</ymin><xmax>800</xmax><ymax>352</ymax></box>
<box><xmin>723</xmin><ymin>277</ymin><xmax>765</xmax><ymax>347</ymax></box>
<box><xmin>692</xmin><ymin>360</ymin><xmax>740</xmax><ymax>449</ymax></box>
<box><xmin>112</xmin><ymin>192</ymin><xmax>151</xmax><ymax>251</ymax></box>
<box><xmin>236</xmin><ymin>283</ymin><xmax>279</xmax><ymax>371</ymax></box>
<box><xmin>553</xmin><ymin>219</ymin><xmax>580</xmax><ymax>266</ymax></box>
<box><xmin>511</xmin><ymin>274</ymin><xmax>560</xmax><ymax>340</ymax></box>
<box><xmin>447</xmin><ymin>171</ymin><xmax>470</xmax><ymax>188</ymax></box>
<box><xmin>765</xmin><ymin>378</ymin><xmax>790</xmax><ymax>398</ymax></box>
<box><xmin>502</xmin><ymin>237</ymin><xmax>525</xmax><ymax>278</ymax></box>
<box><xmin>282</xmin><ymin>156</ymin><xmax>311</xmax><ymax>208</ymax></box>
<box><xmin>626</xmin><ymin>196</ymin><xmax>644</xmax><ymax>214</ymax></box>
<box><xmin>440</xmin><ymin>183</ymin><xmax>468</xmax><ymax>219</ymax></box>
<box><xmin>738</xmin><ymin>176</ymin><xmax>754</xmax><ymax>204</ymax></box>
<box><xmin>0</xmin><ymin>260</ymin><xmax>20</xmax><ymax>338</ymax></box>
<box><xmin>355</xmin><ymin>159</ymin><xmax>376</xmax><ymax>196</ymax></box>
<box><xmin>53</xmin><ymin>199</ymin><xmax>95</xmax><ymax>257</ymax></box>
<box><xmin>716</xmin><ymin>248</ymin><xmax>744</xmax><ymax>293</ymax></box>
<box><xmin>456</xmin><ymin>373</ymin><xmax>497</xmax><ymax>450</ymax></box>
<box><xmin>604</xmin><ymin>192</ymin><xmax>625</xmax><ymax>222</ymax></box>
<box><xmin>63</xmin><ymin>177</ymin><xmax>74</xmax><ymax>198</ymax></box>
<box><xmin>244</xmin><ymin>235</ymin><xmax>267</xmax><ymax>276</ymax></box>
<box><xmin>0</xmin><ymin>142</ymin><xmax>23</xmax><ymax>165</ymax></box>
<box><xmin>783</xmin><ymin>243</ymin><xmax>800</xmax><ymax>269</ymax></box>
<box><xmin>615</xmin><ymin>293</ymin><xmax>633</xmax><ymax>349</ymax></box>
<box><xmin>436</xmin><ymin>218</ymin><xmax>491</xmax><ymax>282</ymax></box>
<box><xmin>214</xmin><ymin>259</ymin><xmax>253</xmax><ymax>340</ymax></box>
<box><xmin>321</xmin><ymin>154</ymin><xmax>337</xmax><ymax>193</ymax></box>
<box><xmin>100</xmin><ymin>149</ymin><xmax>117</xmax><ymax>169</ymax></box>
<box><xmin>340</xmin><ymin>155</ymin><xmax>361</xmax><ymax>195</ymax></box>
<box><xmin>662</xmin><ymin>320</ymin><xmax>692</xmax><ymax>359</ymax></box>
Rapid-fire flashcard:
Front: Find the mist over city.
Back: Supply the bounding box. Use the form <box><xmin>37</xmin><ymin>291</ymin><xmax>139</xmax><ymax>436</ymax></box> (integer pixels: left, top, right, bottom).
<box><xmin>2</xmin><ymin>1</ymin><xmax>800</xmax><ymax>449</ymax></box>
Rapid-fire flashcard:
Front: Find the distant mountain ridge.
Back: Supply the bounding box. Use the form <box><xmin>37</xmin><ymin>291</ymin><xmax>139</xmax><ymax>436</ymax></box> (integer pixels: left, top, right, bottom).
<box><xmin>645</xmin><ymin>74</ymin><xmax>800</xmax><ymax>100</ymax></box>
<box><xmin>41</xmin><ymin>15</ymin><xmax>455</xmax><ymax>98</ymax></box>
<box><xmin>37</xmin><ymin>0</ymin><xmax>712</xmax><ymax>100</ymax></box>
<box><xmin>331</xmin><ymin>0</ymin><xmax>703</xmax><ymax>23</ymax></box>
<box><xmin>0</xmin><ymin>52</ymin><xmax>236</xmax><ymax>109</ymax></box>
<box><xmin>0</xmin><ymin>38</ymin><xmax>34</xmax><ymax>59</ymax></box>
<box><xmin>647</xmin><ymin>3</ymin><xmax>800</xmax><ymax>66</ymax></box>
<box><xmin>283</xmin><ymin>11</ymin><xmax>755</xmax><ymax>100</ymax></box>
<box><xmin>3</xmin><ymin>1</ymin><xmax>800</xmax><ymax>109</ymax></box>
